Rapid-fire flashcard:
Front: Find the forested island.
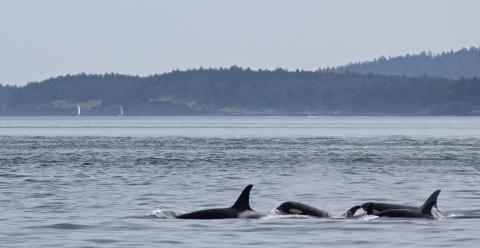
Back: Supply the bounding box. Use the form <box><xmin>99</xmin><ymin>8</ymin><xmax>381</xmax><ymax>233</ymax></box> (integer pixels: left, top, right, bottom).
<box><xmin>1</xmin><ymin>68</ymin><xmax>479</xmax><ymax>116</ymax></box>
<box><xmin>332</xmin><ymin>46</ymin><xmax>480</xmax><ymax>79</ymax></box>
<box><xmin>0</xmin><ymin>47</ymin><xmax>479</xmax><ymax>116</ymax></box>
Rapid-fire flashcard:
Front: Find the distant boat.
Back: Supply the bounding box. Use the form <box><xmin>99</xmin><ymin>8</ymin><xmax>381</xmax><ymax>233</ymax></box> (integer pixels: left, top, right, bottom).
<box><xmin>118</xmin><ymin>105</ymin><xmax>125</xmax><ymax>116</ymax></box>
<box><xmin>77</xmin><ymin>104</ymin><xmax>81</xmax><ymax>116</ymax></box>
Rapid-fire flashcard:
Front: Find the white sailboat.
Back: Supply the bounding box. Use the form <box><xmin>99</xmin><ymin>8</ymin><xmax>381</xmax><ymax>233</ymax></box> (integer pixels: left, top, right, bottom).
<box><xmin>77</xmin><ymin>104</ymin><xmax>81</xmax><ymax>116</ymax></box>
<box><xmin>118</xmin><ymin>105</ymin><xmax>125</xmax><ymax>117</ymax></box>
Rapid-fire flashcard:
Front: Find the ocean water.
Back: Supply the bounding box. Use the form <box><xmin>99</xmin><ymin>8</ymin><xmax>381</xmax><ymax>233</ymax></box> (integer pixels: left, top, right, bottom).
<box><xmin>1</xmin><ymin>116</ymin><xmax>480</xmax><ymax>247</ymax></box>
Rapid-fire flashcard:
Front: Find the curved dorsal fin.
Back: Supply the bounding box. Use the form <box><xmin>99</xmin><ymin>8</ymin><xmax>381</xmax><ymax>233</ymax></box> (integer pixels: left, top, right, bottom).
<box><xmin>231</xmin><ymin>184</ymin><xmax>253</xmax><ymax>210</ymax></box>
<box><xmin>420</xmin><ymin>189</ymin><xmax>441</xmax><ymax>215</ymax></box>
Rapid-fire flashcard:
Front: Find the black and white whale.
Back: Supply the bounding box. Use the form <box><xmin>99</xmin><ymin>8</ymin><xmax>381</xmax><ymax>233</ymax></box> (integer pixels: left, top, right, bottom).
<box><xmin>275</xmin><ymin>201</ymin><xmax>362</xmax><ymax>218</ymax></box>
<box><xmin>175</xmin><ymin>184</ymin><xmax>263</xmax><ymax>219</ymax></box>
<box><xmin>362</xmin><ymin>190</ymin><xmax>441</xmax><ymax>218</ymax></box>
<box><xmin>276</xmin><ymin>201</ymin><xmax>333</xmax><ymax>217</ymax></box>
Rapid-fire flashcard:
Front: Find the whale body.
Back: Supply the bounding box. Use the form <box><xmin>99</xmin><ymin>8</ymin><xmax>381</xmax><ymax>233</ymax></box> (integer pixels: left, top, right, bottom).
<box><xmin>276</xmin><ymin>201</ymin><xmax>333</xmax><ymax>217</ymax></box>
<box><xmin>275</xmin><ymin>201</ymin><xmax>362</xmax><ymax>218</ymax></box>
<box><xmin>361</xmin><ymin>202</ymin><xmax>418</xmax><ymax>215</ymax></box>
<box><xmin>175</xmin><ymin>184</ymin><xmax>263</xmax><ymax>219</ymax></box>
<box><xmin>364</xmin><ymin>190</ymin><xmax>441</xmax><ymax>218</ymax></box>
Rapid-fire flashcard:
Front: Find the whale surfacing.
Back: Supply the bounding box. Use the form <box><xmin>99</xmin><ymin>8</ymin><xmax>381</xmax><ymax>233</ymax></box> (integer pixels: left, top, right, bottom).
<box><xmin>365</xmin><ymin>190</ymin><xmax>441</xmax><ymax>219</ymax></box>
<box><xmin>361</xmin><ymin>190</ymin><xmax>441</xmax><ymax>216</ymax></box>
<box><xmin>275</xmin><ymin>201</ymin><xmax>333</xmax><ymax>217</ymax></box>
<box><xmin>276</xmin><ymin>202</ymin><xmax>362</xmax><ymax>218</ymax></box>
<box><xmin>175</xmin><ymin>184</ymin><xmax>263</xmax><ymax>219</ymax></box>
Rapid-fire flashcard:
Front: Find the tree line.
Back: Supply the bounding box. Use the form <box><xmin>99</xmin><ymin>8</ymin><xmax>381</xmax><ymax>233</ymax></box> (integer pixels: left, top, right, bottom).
<box><xmin>1</xmin><ymin>67</ymin><xmax>479</xmax><ymax>115</ymax></box>
<box><xmin>330</xmin><ymin>46</ymin><xmax>480</xmax><ymax>79</ymax></box>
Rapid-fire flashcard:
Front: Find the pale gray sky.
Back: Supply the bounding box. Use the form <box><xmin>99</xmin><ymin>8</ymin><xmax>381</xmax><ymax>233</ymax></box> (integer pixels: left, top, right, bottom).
<box><xmin>1</xmin><ymin>0</ymin><xmax>479</xmax><ymax>85</ymax></box>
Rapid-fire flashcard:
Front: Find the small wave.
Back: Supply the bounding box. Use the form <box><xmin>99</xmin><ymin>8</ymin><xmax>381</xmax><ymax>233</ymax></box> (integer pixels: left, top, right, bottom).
<box><xmin>23</xmin><ymin>178</ymin><xmax>55</xmax><ymax>183</ymax></box>
<box><xmin>262</xmin><ymin>214</ymin><xmax>314</xmax><ymax>220</ymax></box>
<box><xmin>123</xmin><ymin>215</ymin><xmax>159</xmax><ymax>219</ymax></box>
<box><xmin>262</xmin><ymin>209</ymin><xmax>315</xmax><ymax>220</ymax></box>
<box><xmin>0</xmin><ymin>173</ymin><xmax>29</xmax><ymax>178</ymax></box>
<box><xmin>352</xmin><ymin>157</ymin><xmax>376</xmax><ymax>163</ymax></box>
<box><xmin>35</xmin><ymin>223</ymin><xmax>93</xmax><ymax>230</ymax></box>
<box><xmin>28</xmin><ymin>192</ymin><xmax>56</xmax><ymax>198</ymax></box>
<box><xmin>86</xmin><ymin>238</ymin><xmax>118</xmax><ymax>244</ymax></box>
<box><xmin>446</xmin><ymin>212</ymin><xmax>480</xmax><ymax>219</ymax></box>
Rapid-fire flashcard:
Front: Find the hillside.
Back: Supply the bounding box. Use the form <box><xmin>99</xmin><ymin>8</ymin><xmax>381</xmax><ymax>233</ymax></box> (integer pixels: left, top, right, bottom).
<box><xmin>1</xmin><ymin>68</ymin><xmax>480</xmax><ymax>116</ymax></box>
<box><xmin>332</xmin><ymin>46</ymin><xmax>480</xmax><ymax>79</ymax></box>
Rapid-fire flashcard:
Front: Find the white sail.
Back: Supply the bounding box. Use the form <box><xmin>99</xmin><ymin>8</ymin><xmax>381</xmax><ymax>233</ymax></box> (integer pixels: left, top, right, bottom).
<box><xmin>119</xmin><ymin>105</ymin><xmax>125</xmax><ymax>116</ymax></box>
<box><xmin>77</xmin><ymin>104</ymin><xmax>81</xmax><ymax>116</ymax></box>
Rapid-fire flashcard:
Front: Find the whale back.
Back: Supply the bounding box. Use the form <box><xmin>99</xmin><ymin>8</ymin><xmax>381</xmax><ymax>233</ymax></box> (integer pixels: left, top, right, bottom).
<box><xmin>276</xmin><ymin>201</ymin><xmax>332</xmax><ymax>217</ymax></box>
<box><xmin>376</xmin><ymin>189</ymin><xmax>441</xmax><ymax>218</ymax></box>
<box><xmin>175</xmin><ymin>208</ymin><xmax>238</xmax><ymax>219</ymax></box>
<box><xmin>377</xmin><ymin>209</ymin><xmax>427</xmax><ymax>218</ymax></box>
<box><xmin>361</xmin><ymin>202</ymin><xmax>418</xmax><ymax>215</ymax></box>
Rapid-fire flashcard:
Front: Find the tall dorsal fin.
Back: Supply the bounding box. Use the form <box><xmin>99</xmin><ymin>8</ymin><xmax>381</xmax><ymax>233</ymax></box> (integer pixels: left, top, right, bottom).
<box><xmin>420</xmin><ymin>189</ymin><xmax>441</xmax><ymax>215</ymax></box>
<box><xmin>231</xmin><ymin>184</ymin><xmax>253</xmax><ymax>210</ymax></box>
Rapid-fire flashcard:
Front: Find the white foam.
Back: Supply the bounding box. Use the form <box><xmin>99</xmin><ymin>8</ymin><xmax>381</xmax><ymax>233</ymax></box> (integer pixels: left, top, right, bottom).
<box><xmin>446</xmin><ymin>213</ymin><xmax>464</xmax><ymax>219</ymax></box>
<box><xmin>261</xmin><ymin>208</ymin><xmax>314</xmax><ymax>220</ymax></box>
<box><xmin>360</xmin><ymin>215</ymin><xmax>379</xmax><ymax>221</ymax></box>
<box><xmin>150</xmin><ymin>208</ymin><xmax>179</xmax><ymax>218</ymax></box>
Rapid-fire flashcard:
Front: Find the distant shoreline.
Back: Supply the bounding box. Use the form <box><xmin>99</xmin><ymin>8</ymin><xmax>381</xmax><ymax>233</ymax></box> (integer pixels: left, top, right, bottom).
<box><xmin>1</xmin><ymin>47</ymin><xmax>479</xmax><ymax>116</ymax></box>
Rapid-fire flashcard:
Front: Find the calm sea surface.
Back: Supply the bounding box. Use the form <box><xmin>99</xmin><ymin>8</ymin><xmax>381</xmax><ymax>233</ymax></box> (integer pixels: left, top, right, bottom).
<box><xmin>1</xmin><ymin>116</ymin><xmax>480</xmax><ymax>247</ymax></box>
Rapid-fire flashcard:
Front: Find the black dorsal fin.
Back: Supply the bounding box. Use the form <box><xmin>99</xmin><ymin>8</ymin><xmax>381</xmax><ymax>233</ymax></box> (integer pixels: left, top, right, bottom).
<box><xmin>420</xmin><ymin>189</ymin><xmax>441</xmax><ymax>215</ymax></box>
<box><xmin>231</xmin><ymin>184</ymin><xmax>253</xmax><ymax>210</ymax></box>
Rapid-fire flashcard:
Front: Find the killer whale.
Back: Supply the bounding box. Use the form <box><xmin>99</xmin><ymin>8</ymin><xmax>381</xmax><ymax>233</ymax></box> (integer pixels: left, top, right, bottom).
<box><xmin>276</xmin><ymin>201</ymin><xmax>332</xmax><ymax>217</ymax></box>
<box><xmin>275</xmin><ymin>201</ymin><xmax>362</xmax><ymax>218</ymax></box>
<box><xmin>175</xmin><ymin>184</ymin><xmax>263</xmax><ymax>219</ymax></box>
<box><xmin>360</xmin><ymin>189</ymin><xmax>441</xmax><ymax>215</ymax></box>
<box><xmin>365</xmin><ymin>190</ymin><xmax>441</xmax><ymax>218</ymax></box>
<box><xmin>361</xmin><ymin>202</ymin><xmax>418</xmax><ymax>215</ymax></box>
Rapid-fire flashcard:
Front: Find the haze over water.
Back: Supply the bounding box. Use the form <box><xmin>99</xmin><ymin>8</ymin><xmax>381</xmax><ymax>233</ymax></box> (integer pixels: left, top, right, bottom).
<box><xmin>1</xmin><ymin>116</ymin><xmax>480</xmax><ymax>247</ymax></box>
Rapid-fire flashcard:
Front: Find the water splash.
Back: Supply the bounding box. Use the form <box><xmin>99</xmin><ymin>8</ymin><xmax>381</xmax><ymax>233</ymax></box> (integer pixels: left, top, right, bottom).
<box><xmin>150</xmin><ymin>208</ymin><xmax>179</xmax><ymax>219</ymax></box>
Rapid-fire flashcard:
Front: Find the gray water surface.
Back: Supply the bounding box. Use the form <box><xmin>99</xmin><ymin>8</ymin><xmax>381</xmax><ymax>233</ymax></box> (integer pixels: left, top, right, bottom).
<box><xmin>1</xmin><ymin>116</ymin><xmax>480</xmax><ymax>247</ymax></box>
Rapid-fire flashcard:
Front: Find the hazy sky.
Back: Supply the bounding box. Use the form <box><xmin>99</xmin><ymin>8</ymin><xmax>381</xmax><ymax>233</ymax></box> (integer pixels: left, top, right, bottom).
<box><xmin>1</xmin><ymin>0</ymin><xmax>479</xmax><ymax>85</ymax></box>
